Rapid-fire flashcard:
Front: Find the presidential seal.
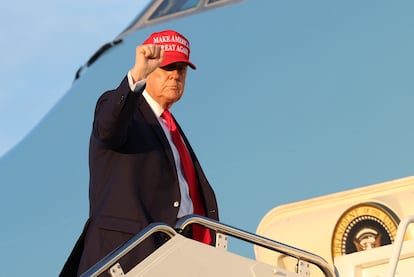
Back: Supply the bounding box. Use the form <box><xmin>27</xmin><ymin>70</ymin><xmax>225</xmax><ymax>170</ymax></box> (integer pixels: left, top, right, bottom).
<box><xmin>331</xmin><ymin>202</ymin><xmax>400</xmax><ymax>259</ymax></box>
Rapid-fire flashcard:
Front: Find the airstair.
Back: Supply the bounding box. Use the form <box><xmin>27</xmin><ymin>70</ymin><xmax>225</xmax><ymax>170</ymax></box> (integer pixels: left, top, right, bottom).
<box><xmin>80</xmin><ymin>215</ymin><xmax>336</xmax><ymax>277</ymax></box>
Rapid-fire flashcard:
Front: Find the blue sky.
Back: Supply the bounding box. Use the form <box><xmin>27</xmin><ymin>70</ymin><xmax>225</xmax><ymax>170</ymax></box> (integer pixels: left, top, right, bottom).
<box><xmin>1</xmin><ymin>1</ymin><xmax>414</xmax><ymax>276</ymax></box>
<box><xmin>0</xmin><ymin>1</ymin><xmax>149</xmax><ymax>157</ymax></box>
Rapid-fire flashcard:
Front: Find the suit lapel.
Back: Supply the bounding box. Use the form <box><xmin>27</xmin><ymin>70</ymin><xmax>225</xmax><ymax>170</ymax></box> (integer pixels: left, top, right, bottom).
<box><xmin>137</xmin><ymin>95</ymin><xmax>175</xmax><ymax>166</ymax></box>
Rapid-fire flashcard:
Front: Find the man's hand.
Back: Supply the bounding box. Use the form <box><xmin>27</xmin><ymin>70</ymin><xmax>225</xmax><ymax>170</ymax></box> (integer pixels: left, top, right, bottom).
<box><xmin>130</xmin><ymin>44</ymin><xmax>165</xmax><ymax>82</ymax></box>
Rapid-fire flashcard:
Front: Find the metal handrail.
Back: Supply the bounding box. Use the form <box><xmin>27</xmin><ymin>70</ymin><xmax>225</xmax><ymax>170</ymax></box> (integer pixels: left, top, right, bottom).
<box><xmin>80</xmin><ymin>223</ymin><xmax>177</xmax><ymax>277</ymax></box>
<box><xmin>176</xmin><ymin>215</ymin><xmax>337</xmax><ymax>277</ymax></box>
<box><xmin>386</xmin><ymin>215</ymin><xmax>414</xmax><ymax>277</ymax></box>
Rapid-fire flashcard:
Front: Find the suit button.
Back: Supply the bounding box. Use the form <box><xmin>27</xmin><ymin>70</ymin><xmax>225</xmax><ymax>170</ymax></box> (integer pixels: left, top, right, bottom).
<box><xmin>173</xmin><ymin>201</ymin><xmax>179</xmax><ymax>207</ymax></box>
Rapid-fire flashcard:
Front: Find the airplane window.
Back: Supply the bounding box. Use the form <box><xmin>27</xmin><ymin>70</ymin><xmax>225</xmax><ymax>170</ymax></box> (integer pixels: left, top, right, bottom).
<box><xmin>149</xmin><ymin>0</ymin><xmax>200</xmax><ymax>20</ymax></box>
<box><xmin>207</xmin><ymin>0</ymin><xmax>226</xmax><ymax>3</ymax></box>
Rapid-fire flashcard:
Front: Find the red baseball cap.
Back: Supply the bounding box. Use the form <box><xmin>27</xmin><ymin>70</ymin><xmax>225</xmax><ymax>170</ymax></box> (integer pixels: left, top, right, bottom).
<box><xmin>142</xmin><ymin>30</ymin><xmax>196</xmax><ymax>70</ymax></box>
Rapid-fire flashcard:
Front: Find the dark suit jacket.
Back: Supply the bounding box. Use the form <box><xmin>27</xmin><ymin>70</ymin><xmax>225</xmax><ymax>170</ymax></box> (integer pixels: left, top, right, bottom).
<box><xmin>60</xmin><ymin>77</ymin><xmax>218</xmax><ymax>276</ymax></box>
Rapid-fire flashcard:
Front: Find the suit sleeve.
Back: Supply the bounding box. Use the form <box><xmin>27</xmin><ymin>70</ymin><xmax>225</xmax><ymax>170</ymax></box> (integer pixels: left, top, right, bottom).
<box><xmin>92</xmin><ymin>76</ymin><xmax>145</xmax><ymax>149</ymax></box>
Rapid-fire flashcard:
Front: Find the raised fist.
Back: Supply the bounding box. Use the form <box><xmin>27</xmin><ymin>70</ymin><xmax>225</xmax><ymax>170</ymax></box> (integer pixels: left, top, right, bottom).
<box><xmin>130</xmin><ymin>44</ymin><xmax>165</xmax><ymax>82</ymax></box>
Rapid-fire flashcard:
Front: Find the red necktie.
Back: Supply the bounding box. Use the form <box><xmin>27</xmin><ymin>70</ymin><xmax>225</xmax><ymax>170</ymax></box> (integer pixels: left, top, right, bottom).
<box><xmin>161</xmin><ymin>110</ymin><xmax>211</xmax><ymax>245</ymax></box>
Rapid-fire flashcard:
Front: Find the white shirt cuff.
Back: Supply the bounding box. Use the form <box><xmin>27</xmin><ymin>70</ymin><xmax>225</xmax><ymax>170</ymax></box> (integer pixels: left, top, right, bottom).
<box><xmin>127</xmin><ymin>71</ymin><xmax>146</xmax><ymax>93</ymax></box>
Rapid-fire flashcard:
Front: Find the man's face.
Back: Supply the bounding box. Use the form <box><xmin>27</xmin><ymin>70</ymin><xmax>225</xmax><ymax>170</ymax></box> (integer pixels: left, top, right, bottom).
<box><xmin>146</xmin><ymin>62</ymin><xmax>188</xmax><ymax>109</ymax></box>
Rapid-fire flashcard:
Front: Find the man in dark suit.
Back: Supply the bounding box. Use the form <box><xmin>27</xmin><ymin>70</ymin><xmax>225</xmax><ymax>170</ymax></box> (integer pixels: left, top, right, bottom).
<box><xmin>60</xmin><ymin>30</ymin><xmax>219</xmax><ymax>276</ymax></box>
